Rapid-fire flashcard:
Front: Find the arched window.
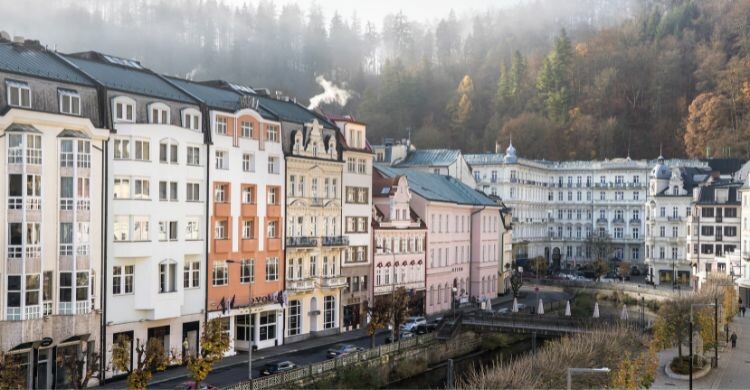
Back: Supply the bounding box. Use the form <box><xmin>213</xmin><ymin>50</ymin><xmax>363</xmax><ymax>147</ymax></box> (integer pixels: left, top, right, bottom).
<box><xmin>148</xmin><ymin>102</ymin><xmax>171</xmax><ymax>124</ymax></box>
<box><xmin>159</xmin><ymin>259</ymin><xmax>178</xmax><ymax>293</ymax></box>
<box><xmin>113</xmin><ymin>96</ymin><xmax>136</xmax><ymax>123</ymax></box>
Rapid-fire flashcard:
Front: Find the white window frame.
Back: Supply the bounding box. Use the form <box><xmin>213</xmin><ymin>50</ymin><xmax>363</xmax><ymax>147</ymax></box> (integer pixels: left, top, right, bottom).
<box><xmin>186</xmin><ymin>217</ymin><xmax>201</xmax><ymax>240</ymax></box>
<box><xmin>158</xmin><ymin>259</ymin><xmax>178</xmax><ymax>293</ymax></box>
<box><xmin>112</xmin><ymin>265</ymin><xmax>134</xmax><ymax>295</ymax></box>
<box><xmin>215</xmin><ymin>150</ymin><xmax>228</xmax><ymax>170</ymax></box>
<box><xmin>265</xmin><ymin>257</ymin><xmax>279</xmax><ymax>281</ymax></box>
<box><xmin>213</xmin><ymin>263</ymin><xmax>228</xmax><ymax>286</ymax></box>
<box><xmin>113</xmin><ymin>96</ymin><xmax>136</xmax><ymax>123</ymax></box>
<box><xmin>148</xmin><ymin>102</ymin><xmax>170</xmax><ymax>124</ymax></box>
<box><xmin>133</xmin><ymin>139</ymin><xmax>150</xmax><ymax>161</ymax></box>
<box><xmin>241</xmin><ymin>120</ymin><xmax>253</xmax><ymax>138</ymax></box>
<box><xmin>159</xmin><ymin>139</ymin><xmax>179</xmax><ymax>164</ymax></box>
<box><xmin>242</xmin><ymin>153</ymin><xmax>255</xmax><ymax>172</ymax></box>
<box><xmin>186</xmin><ymin>146</ymin><xmax>201</xmax><ymax>166</ymax></box>
<box><xmin>7</xmin><ymin>80</ymin><xmax>31</xmax><ymax>108</ymax></box>
<box><xmin>58</xmin><ymin>89</ymin><xmax>81</xmax><ymax>115</ymax></box>
<box><xmin>183</xmin><ymin>260</ymin><xmax>200</xmax><ymax>289</ymax></box>
<box><xmin>186</xmin><ymin>182</ymin><xmax>200</xmax><ymax>202</ymax></box>
<box><xmin>182</xmin><ymin>108</ymin><xmax>202</xmax><ymax>131</ymax></box>
<box><xmin>216</xmin><ymin>116</ymin><xmax>228</xmax><ymax>135</ymax></box>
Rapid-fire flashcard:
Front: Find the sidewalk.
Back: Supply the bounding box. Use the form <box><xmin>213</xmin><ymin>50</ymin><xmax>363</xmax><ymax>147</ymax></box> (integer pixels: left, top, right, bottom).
<box><xmin>100</xmin><ymin>327</ymin><xmax>381</xmax><ymax>388</ymax></box>
<box><xmin>652</xmin><ymin>314</ymin><xmax>750</xmax><ymax>389</ymax></box>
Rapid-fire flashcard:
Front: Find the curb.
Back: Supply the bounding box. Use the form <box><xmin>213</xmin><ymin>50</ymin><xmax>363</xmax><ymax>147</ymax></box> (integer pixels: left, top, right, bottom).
<box><xmin>145</xmin><ymin>331</ymin><xmax>379</xmax><ymax>387</ymax></box>
<box><xmin>664</xmin><ymin>358</ymin><xmax>712</xmax><ymax>381</ymax></box>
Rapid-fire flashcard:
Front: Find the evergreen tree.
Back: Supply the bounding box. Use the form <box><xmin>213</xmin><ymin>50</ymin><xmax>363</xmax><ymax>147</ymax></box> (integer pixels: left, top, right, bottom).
<box><xmin>537</xmin><ymin>29</ymin><xmax>574</xmax><ymax>123</ymax></box>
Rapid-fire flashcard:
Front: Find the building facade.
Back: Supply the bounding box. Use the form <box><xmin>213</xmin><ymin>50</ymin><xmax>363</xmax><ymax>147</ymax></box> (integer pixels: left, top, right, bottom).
<box><xmin>688</xmin><ymin>182</ymin><xmax>742</xmax><ymax>289</ymax></box>
<box><xmin>465</xmin><ymin>143</ymin><xmax>709</xmax><ymax>270</ymax></box>
<box><xmin>0</xmin><ymin>41</ymin><xmax>108</xmax><ymax>388</ymax></box>
<box><xmin>738</xmin><ymin>176</ymin><xmax>750</xmax><ymax>303</ymax></box>
<box><xmin>332</xmin><ymin>116</ymin><xmax>372</xmax><ymax>331</ymax></box>
<box><xmin>371</xmin><ymin>175</ymin><xmax>427</xmax><ymax>313</ymax></box>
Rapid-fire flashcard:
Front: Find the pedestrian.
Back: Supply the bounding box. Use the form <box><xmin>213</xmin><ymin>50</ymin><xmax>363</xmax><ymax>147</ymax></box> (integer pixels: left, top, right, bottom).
<box><xmin>731</xmin><ymin>331</ymin><xmax>738</xmax><ymax>348</ymax></box>
<box><xmin>742</xmin><ymin>306</ymin><xmax>746</xmax><ymax>317</ymax></box>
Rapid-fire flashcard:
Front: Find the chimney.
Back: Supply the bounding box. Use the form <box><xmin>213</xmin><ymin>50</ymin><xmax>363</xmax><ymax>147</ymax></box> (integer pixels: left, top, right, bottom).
<box><xmin>0</xmin><ymin>31</ymin><xmax>10</xmax><ymax>42</ymax></box>
<box><xmin>13</xmin><ymin>35</ymin><xmax>24</xmax><ymax>44</ymax></box>
<box><xmin>495</xmin><ymin>141</ymin><xmax>501</xmax><ymax>154</ymax></box>
<box><xmin>255</xmin><ymin>88</ymin><xmax>270</xmax><ymax>97</ymax></box>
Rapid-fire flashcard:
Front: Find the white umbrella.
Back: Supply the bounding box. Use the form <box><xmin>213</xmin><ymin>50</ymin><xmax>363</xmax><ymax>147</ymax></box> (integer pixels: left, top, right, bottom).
<box><xmin>512</xmin><ymin>297</ymin><xmax>519</xmax><ymax>313</ymax></box>
<box><xmin>565</xmin><ymin>300</ymin><xmax>571</xmax><ymax>317</ymax></box>
<box><xmin>620</xmin><ymin>304</ymin><xmax>629</xmax><ymax>320</ymax></box>
<box><xmin>593</xmin><ymin>302</ymin><xmax>600</xmax><ymax>318</ymax></box>
<box><xmin>537</xmin><ymin>298</ymin><xmax>544</xmax><ymax>315</ymax></box>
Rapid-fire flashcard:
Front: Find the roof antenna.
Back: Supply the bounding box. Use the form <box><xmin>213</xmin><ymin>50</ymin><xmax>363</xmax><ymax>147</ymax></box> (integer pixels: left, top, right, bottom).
<box><xmin>659</xmin><ymin>143</ymin><xmax>663</xmax><ymax>158</ymax></box>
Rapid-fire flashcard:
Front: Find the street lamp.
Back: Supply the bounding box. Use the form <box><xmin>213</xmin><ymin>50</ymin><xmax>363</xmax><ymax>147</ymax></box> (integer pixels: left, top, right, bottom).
<box><xmin>226</xmin><ymin>260</ymin><xmax>253</xmax><ymax>380</ymax></box>
<box><xmin>689</xmin><ymin>301</ymin><xmax>717</xmax><ymax>390</ymax></box>
<box><xmin>452</xmin><ymin>286</ymin><xmax>458</xmax><ymax>318</ymax></box>
<box><xmin>566</xmin><ymin>367</ymin><xmax>610</xmax><ymax>390</ymax></box>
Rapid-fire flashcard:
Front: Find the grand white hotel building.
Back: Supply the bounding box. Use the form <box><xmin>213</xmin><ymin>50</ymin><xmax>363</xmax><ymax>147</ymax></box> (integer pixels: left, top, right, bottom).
<box><xmin>466</xmin><ymin>143</ymin><xmax>708</xmax><ymax>270</ymax></box>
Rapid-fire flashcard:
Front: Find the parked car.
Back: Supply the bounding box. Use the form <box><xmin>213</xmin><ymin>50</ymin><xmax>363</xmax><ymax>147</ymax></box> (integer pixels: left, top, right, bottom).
<box><xmin>516</xmin><ymin>303</ymin><xmax>527</xmax><ymax>311</ymax></box>
<box><xmin>496</xmin><ymin>307</ymin><xmax>510</xmax><ymax>314</ymax></box>
<box><xmin>386</xmin><ymin>330</ymin><xmax>414</xmax><ymax>343</ymax></box>
<box><xmin>415</xmin><ymin>318</ymin><xmax>441</xmax><ymax>334</ymax></box>
<box><xmin>326</xmin><ymin>343</ymin><xmax>363</xmax><ymax>358</ymax></box>
<box><xmin>401</xmin><ymin>316</ymin><xmax>427</xmax><ymax>332</ymax></box>
<box><xmin>260</xmin><ymin>361</ymin><xmax>297</xmax><ymax>376</ymax></box>
<box><xmin>174</xmin><ymin>382</ymin><xmax>217</xmax><ymax>390</ymax></box>
<box><xmin>630</xmin><ymin>266</ymin><xmax>642</xmax><ymax>276</ymax></box>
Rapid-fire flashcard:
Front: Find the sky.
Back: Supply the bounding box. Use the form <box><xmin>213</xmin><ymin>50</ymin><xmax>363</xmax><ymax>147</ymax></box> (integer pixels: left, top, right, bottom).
<box><xmin>224</xmin><ymin>0</ymin><xmax>522</xmax><ymax>23</ymax></box>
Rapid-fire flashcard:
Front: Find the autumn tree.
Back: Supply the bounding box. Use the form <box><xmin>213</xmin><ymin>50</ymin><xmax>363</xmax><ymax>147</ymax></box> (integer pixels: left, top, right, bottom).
<box><xmin>530</xmin><ymin>256</ymin><xmax>548</xmax><ymax>278</ymax></box>
<box><xmin>390</xmin><ymin>287</ymin><xmax>411</xmax><ymax>341</ymax></box>
<box><xmin>57</xmin><ymin>349</ymin><xmax>101</xmax><ymax>389</ymax></box>
<box><xmin>0</xmin><ymin>352</ymin><xmax>25</xmax><ymax>389</ymax></box>
<box><xmin>186</xmin><ymin>318</ymin><xmax>230</xmax><ymax>388</ymax></box>
<box><xmin>367</xmin><ymin>298</ymin><xmax>392</xmax><ymax>348</ymax></box>
<box><xmin>510</xmin><ymin>270</ymin><xmax>524</xmax><ymax>298</ymax></box>
<box><xmin>684</xmin><ymin>92</ymin><xmax>732</xmax><ymax>158</ymax></box>
<box><xmin>447</xmin><ymin>75</ymin><xmax>475</xmax><ymax>148</ymax></box>
<box><xmin>585</xmin><ymin>231</ymin><xmax>613</xmax><ymax>280</ymax></box>
<box><xmin>111</xmin><ymin>335</ymin><xmax>168</xmax><ymax>390</ymax></box>
<box><xmin>654</xmin><ymin>296</ymin><xmax>692</xmax><ymax>358</ymax></box>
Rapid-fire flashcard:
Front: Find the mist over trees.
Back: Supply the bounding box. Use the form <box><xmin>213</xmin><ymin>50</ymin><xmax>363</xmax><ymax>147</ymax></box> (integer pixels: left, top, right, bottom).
<box><xmin>3</xmin><ymin>0</ymin><xmax>750</xmax><ymax>159</ymax></box>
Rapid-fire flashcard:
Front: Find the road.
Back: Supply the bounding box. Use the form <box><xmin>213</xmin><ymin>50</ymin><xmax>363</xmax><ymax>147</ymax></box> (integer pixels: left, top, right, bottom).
<box><xmin>148</xmin><ymin>333</ymin><xmax>390</xmax><ymax>389</ymax></box>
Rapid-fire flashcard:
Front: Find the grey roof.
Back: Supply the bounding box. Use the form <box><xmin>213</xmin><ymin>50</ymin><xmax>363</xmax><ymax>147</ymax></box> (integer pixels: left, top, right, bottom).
<box><xmin>168</xmin><ymin>78</ymin><xmax>277</xmax><ymax>119</ymax></box>
<box><xmin>465</xmin><ymin>153</ymin><xmax>506</xmax><ymax>165</ymax></box>
<box><xmin>704</xmin><ymin>158</ymin><xmax>746</xmax><ymax>176</ymax></box>
<box><xmin>395</xmin><ymin>149</ymin><xmax>461</xmax><ymax>167</ymax></box>
<box><xmin>257</xmin><ymin>96</ymin><xmax>336</xmax><ymax>128</ymax></box>
<box><xmin>375</xmin><ymin>165</ymin><xmax>497</xmax><ymax>207</ymax></box>
<box><xmin>62</xmin><ymin>54</ymin><xmax>196</xmax><ymax>103</ymax></box>
<box><xmin>57</xmin><ymin>129</ymin><xmax>89</xmax><ymax>138</ymax></box>
<box><xmin>5</xmin><ymin>123</ymin><xmax>41</xmax><ymax>133</ymax></box>
<box><xmin>0</xmin><ymin>43</ymin><xmax>94</xmax><ymax>86</ymax></box>
<box><xmin>696</xmin><ymin>181</ymin><xmax>742</xmax><ymax>205</ymax></box>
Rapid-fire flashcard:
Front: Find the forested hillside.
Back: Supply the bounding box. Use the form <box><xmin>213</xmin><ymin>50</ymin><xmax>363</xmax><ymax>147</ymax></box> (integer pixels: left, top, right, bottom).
<box><xmin>3</xmin><ymin>0</ymin><xmax>750</xmax><ymax>159</ymax></box>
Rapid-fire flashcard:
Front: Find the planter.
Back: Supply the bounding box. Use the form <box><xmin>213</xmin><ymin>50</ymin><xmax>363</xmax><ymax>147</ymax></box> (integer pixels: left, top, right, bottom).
<box><xmin>664</xmin><ymin>356</ymin><xmax>711</xmax><ymax>380</ymax></box>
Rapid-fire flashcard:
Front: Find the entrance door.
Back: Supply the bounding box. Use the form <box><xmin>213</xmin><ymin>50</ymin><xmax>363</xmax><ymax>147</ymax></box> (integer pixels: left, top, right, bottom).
<box><xmin>182</xmin><ymin>321</ymin><xmax>199</xmax><ymax>361</ymax></box>
<box><xmin>35</xmin><ymin>347</ymin><xmax>52</xmax><ymax>389</ymax></box>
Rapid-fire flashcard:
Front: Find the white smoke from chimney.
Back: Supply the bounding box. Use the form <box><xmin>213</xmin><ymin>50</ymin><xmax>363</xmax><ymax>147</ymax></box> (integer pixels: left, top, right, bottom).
<box><xmin>307</xmin><ymin>76</ymin><xmax>351</xmax><ymax>110</ymax></box>
<box><xmin>185</xmin><ymin>65</ymin><xmax>202</xmax><ymax>81</ymax></box>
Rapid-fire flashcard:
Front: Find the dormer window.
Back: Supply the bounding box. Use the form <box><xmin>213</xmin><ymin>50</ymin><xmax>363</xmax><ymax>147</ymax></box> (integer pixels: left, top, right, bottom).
<box><xmin>266</xmin><ymin>124</ymin><xmax>279</xmax><ymax>142</ymax></box>
<box><xmin>113</xmin><ymin>96</ymin><xmax>136</xmax><ymax>123</ymax></box>
<box><xmin>216</xmin><ymin>116</ymin><xmax>228</xmax><ymax>135</ymax></box>
<box><xmin>58</xmin><ymin>89</ymin><xmax>80</xmax><ymax>115</ymax></box>
<box><xmin>149</xmin><ymin>103</ymin><xmax>170</xmax><ymax>125</ymax></box>
<box><xmin>182</xmin><ymin>108</ymin><xmax>201</xmax><ymax>131</ymax></box>
<box><xmin>7</xmin><ymin>80</ymin><xmax>31</xmax><ymax>108</ymax></box>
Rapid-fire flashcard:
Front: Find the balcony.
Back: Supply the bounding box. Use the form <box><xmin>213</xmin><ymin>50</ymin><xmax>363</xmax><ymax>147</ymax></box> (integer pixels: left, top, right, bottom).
<box><xmin>596</xmin><ymin>218</ymin><xmax>608</xmax><ymax>224</ymax></box>
<box><xmin>322</xmin><ymin>235</ymin><xmax>349</xmax><ymax>247</ymax></box>
<box><xmin>286</xmin><ymin>278</ymin><xmax>315</xmax><ymax>291</ymax></box>
<box><xmin>241</xmin><ymin>238</ymin><xmax>258</xmax><ymax>252</ymax></box>
<box><xmin>241</xmin><ymin>203</ymin><xmax>257</xmax><ymax>217</ymax></box>
<box><xmin>612</xmin><ymin>217</ymin><xmax>625</xmax><ymax>225</ymax></box>
<box><xmin>667</xmin><ymin>216</ymin><xmax>682</xmax><ymax>222</ymax></box>
<box><xmin>629</xmin><ymin>218</ymin><xmax>641</xmax><ymax>224</ymax></box>
<box><xmin>320</xmin><ymin>276</ymin><xmax>347</xmax><ymax>288</ymax></box>
<box><xmin>214</xmin><ymin>202</ymin><xmax>230</xmax><ymax>217</ymax></box>
<box><xmin>214</xmin><ymin>238</ymin><xmax>231</xmax><ymax>253</ymax></box>
<box><xmin>286</xmin><ymin>236</ymin><xmax>318</xmax><ymax>248</ymax></box>
<box><xmin>267</xmin><ymin>237</ymin><xmax>281</xmax><ymax>251</ymax></box>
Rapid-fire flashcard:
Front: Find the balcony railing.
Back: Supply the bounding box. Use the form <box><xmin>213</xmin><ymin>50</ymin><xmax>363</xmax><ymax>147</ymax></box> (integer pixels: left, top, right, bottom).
<box><xmin>286</xmin><ymin>236</ymin><xmax>318</xmax><ymax>248</ymax></box>
<box><xmin>629</xmin><ymin>218</ymin><xmax>641</xmax><ymax>224</ymax></box>
<box><xmin>612</xmin><ymin>217</ymin><xmax>625</xmax><ymax>224</ymax></box>
<box><xmin>25</xmin><ymin>245</ymin><xmax>41</xmax><ymax>259</ymax></box>
<box><xmin>322</xmin><ymin>236</ymin><xmax>349</xmax><ymax>246</ymax></box>
<box><xmin>6</xmin><ymin>307</ymin><xmax>21</xmax><ymax>321</ymax></box>
<box><xmin>286</xmin><ymin>279</ymin><xmax>315</xmax><ymax>291</ymax></box>
<box><xmin>25</xmin><ymin>305</ymin><xmax>41</xmax><ymax>320</ymax></box>
<box><xmin>596</xmin><ymin>218</ymin><xmax>608</xmax><ymax>223</ymax></box>
<box><xmin>667</xmin><ymin>216</ymin><xmax>682</xmax><ymax>222</ymax></box>
<box><xmin>8</xmin><ymin>197</ymin><xmax>22</xmax><ymax>210</ymax></box>
<box><xmin>59</xmin><ymin>302</ymin><xmax>73</xmax><ymax>315</ymax></box>
<box><xmin>76</xmin><ymin>300</ymin><xmax>91</xmax><ymax>314</ymax></box>
<box><xmin>77</xmin><ymin>199</ymin><xmax>90</xmax><ymax>211</ymax></box>
<box><xmin>320</xmin><ymin>276</ymin><xmax>347</xmax><ymax>288</ymax></box>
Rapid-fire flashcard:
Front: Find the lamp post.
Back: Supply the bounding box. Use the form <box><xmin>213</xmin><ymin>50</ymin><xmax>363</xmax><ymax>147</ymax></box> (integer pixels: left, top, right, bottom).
<box><xmin>452</xmin><ymin>286</ymin><xmax>458</xmax><ymax>318</ymax></box>
<box><xmin>640</xmin><ymin>296</ymin><xmax>645</xmax><ymax>332</ymax></box>
<box><xmin>566</xmin><ymin>367</ymin><xmax>610</xmax><ymax>390</ymax></box>
<box><xmin>689</xmin><ymin>302</ymin><xmax>717</xmax><ymax>389</ymax></box>
<box><xmin>226</xmin><ymin>260</ymin><xmax>253</xmax><ymax>380</ymax></box>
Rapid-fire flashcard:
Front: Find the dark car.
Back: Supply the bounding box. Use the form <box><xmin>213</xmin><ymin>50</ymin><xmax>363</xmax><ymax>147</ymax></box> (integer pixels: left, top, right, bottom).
<box><xmin>415</xmin><ymin>317</ymin><xmax>442</xmax><ymax>334</ymax></box>
<box><xmin>630</xmin><ymin>266</ymin><xmax>642</xmax><ymax>276</ymax></box>
<box><xmin>326</xmin><ymin>343</ymin><xmax>363</xmax><ymax>358</ymax></box>
<box><xmin>260</xmin><ymin>361</ymin><xmax>297</xmax><ymax>376</ymax></box>
<box><xmin>174</xmin><ymin>382</ymin><xmax>217</xmax><ymax>390</ymax></box>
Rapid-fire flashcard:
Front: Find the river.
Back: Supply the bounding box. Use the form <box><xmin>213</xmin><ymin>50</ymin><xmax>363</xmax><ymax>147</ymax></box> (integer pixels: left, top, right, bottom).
<box><xmin>385</xmin><ymin>336</ymin><xmax>548</xmax><ymax>389</ymax></box>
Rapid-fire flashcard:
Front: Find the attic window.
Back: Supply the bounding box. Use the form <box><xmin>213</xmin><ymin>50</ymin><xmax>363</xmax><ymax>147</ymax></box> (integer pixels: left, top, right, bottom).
<box><xmin>103</xmin><ymin>54</ymin><xmax>143</xmax><ymax>69</ymax></box>
<box><xmin>266</xmin><ymin>124</ymin><xmax>279</xmax><ymax>142</ymax></box>
<box><xmin>58</xmin><ymin>89</ymin><xmax>80</xmax><ymax>115</ymax></box>
<box><xmin>6</xmin><ymin>80</ymin><xmax>31</xmax><ymax>108</ymax></box>
<box><xmin>113</xmin><ymin>96</ymin><xmax>136</xmax><ymax>123</ymax></box>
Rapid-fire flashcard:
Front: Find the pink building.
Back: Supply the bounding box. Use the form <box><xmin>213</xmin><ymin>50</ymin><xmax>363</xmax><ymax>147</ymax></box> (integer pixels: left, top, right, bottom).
<box><xmin>375</xmin><ymin>166</ymin><xmax>501</xmax><ymax>315</ymax></box>
<box><xmin>371</xmin><ymin>175</ymin><xmax>427</xmax><ymax>313</ymax></box>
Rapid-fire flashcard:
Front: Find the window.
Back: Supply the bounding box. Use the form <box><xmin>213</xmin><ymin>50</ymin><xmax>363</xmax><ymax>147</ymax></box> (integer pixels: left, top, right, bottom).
<box><xmin>113</xmin><ymin>177</ymin><xmax>131</xmax><ymax>199</ymax></box>
<box><xmin>242</xmin><ymin>153</ymin><xmax>255</xmax><ymax>172</ymax></box>
<box><xmin>288</xmin><ymin>300</ymin><xmax>301</xmax><ymax>336</ymax></box>
<box><xmin>159</xmin><ymin>221</ymin><xmax>178</xmax><ymax>241</ymax></box>
<box><xmin>242</xmin><ymin>220</ymin><xmax>254</xmax><ymax>239</ymax></box>
<box><xmin>133</xmin><ymin>216</ymin><xmax>149</xmax><ymax>241</ymax></box>
<box><xmin>59</xmin><ymin>272</ymin><xmax>72</xmax><ymax>304</ymax></box>
<box><xmin>726</xmin><ymin>207</ymin><xmax>738</xmax><ymax>218</ymax></box>
<box><xmin>159</xmin><ymin>261</ymin><xmax>177</xmax><ymax>293</ymax></box>
<box><xmin>134</xmin><ymin>179</ymin><xmax>150</xmax><ymax>199</ymax></box>
<box><xmin>7</xmin><ymin>80</ymin><xmax>31</xmax><ymax>108</ymax></box>
<box><xmin>59</xmin><ymin>89</ymin><xmax>80</xmax><ymax>115</ymax></box>
<box><xmin>324</xmin><ymin>296</ymin><xmax>335</xmax><ymax>329</ymax></box>
<box><xmin>268</xmin><ymin>156</ymin><xmax>279</xmax><ymax>174</ymax></box>
<box><xmin>113</xmin><ymin>138</ymin><xmax>130</xmax><ymax>159</ymax></box>
<box><xmin>186</xmin><ymin>183</ymin><xmax>200</xmax><ymax>202</ymax></box>
<box><xmin>187</xmin><ymin>146</ymin><xmax>200</xmax><ymax>166</ymax></box>
<box><xmin>183</xmin><ymin>261</ymin><xmax>200</xmax><ymax>288</ymax></box>
<box><xmin>259</xmin><ymin>312</ymin><xmax>277</xmax><ymax>341</ymax></box>
<box><xmin>241</xmin><ymin>121</ymin><xmax>253</xmax><ymax>138</ymax></box>
<box><xmin>268</xmin><ymin>187</ymin><xmax>278</xmax><ymax>205</ymax></box>
<box><xmin>159</xmin><ymin>181</ymin><xmax>178</xmax><ymax>201</ymax></box>
<box><xmin>267</xmin><ymin>221</ymin><xmax>278</xmax><ymax>239</ymax></box>
<box><xmin>159</xmin><ymin>140</ymin><xmax>178</xmax><ymax>164</ymax></box>
<box><xmin>242</xmin><ymin>187</ymin><xmax>254</xmax><ymax>204</ymax></box>
<box><xmin>215</xmin><ymin>220</ymin><xmax>227</xmax><ymax>239</ymax></box>
<box><xmin>236</xmin><ymin>314</ymin><xmax>253</xmax><ymax>342</ymax></box>
<box><xmin>212</xmin><ymin>263</ymin><xmax>228</xmax><ymax>286</ymax></box>
<box><xmin>150</xmin><ymin>103</ymin><xmax>170</xmax><ymax>124</ymax></box>
<box><xmin>357</xmin><ymin>159</ymin><xmax>366</xmax><ymax>174</ymax></box>
<box><xmin>265</xmin><ymin>258</ymin><xmax>279</xmax><ymax>281</ymax></box>
<box><xmin>214</xmin><ymin>184</ymin><xmax>227</xmax><ymax>203</ymax></box>
<box><xmin>134</xmin><ymin>140</ymin><xmax>150</xmax><ymax>161</ymax></box>
<box><xmin>186</xmin><ymin>217</ymin><xmax>200</xmax><ymax>240</ymax></box>
<box><xmin>113</xmin><ymin>97</ymin><xmax>135</xmax><ymax>122</ymax></box>
<box><xmin>216</xmin><ymin>116</ymin><xmax>228</xmax><ymax>135</ymax></box>
<box><xmin>266</xmin><ymin>124</ymin><xmax>279</xmax><ymax>142</ymax></box>
<box><xmin>112</xmin><ymin>265</ymin><xmax>134</xmax><ymax>295</ymax></box>
<box><xmin>241</xmin><ymin>259</ymin><xmax>254</xmax><ymax>283</ymax></box>
<box><xmin>215</xmin><ymin>151</ymin><xmax>227</xmax><ymax>170</ymax></box>
<box><xmin>183</xmin><ymin>109</ymin><xmax>201</xmax><ymax>131</ymax></box>
<box><xmin>347</xmin><ymin>158</ymin><xmax>356</xmax><ymax>173</ymax></box>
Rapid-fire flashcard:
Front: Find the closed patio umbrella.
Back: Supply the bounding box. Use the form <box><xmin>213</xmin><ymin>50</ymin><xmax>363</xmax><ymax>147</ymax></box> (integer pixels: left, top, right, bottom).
<box><xmin>565</xmin><ymin>300</ymin><xmax>571</xmax><ymax>317</ymax></box>
<box><xmin>512</xmin><ymin>297</ymin><xmax>519</xmax><ymax>313</ymax></box>
<box><xmin>537</xmin><ymin>298</ymin><xmax>544</xmax><ymax>315</ymax></box>
<box><xmin>620</xmin><ymin>304</ymin><xmax>629</xmax><ymax>320</ymax></box>
<box><xmin>593</xmin><ymin>302</ymin><xmax>600</xmax><ymax>318</ymax></box>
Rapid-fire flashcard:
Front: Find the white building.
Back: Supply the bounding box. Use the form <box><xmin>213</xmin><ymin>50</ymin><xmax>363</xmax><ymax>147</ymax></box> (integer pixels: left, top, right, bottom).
<box><xmin>645</xmin><ymin>157</ymin><xmax>710</xmax><ymax>286</ymax></box>
<box><xmin>61</xmin><ymin>52</ymin><xmax>207</xmax><ymax>377</ymax></box>
<box><xmin>465</xmin><ymin>143</ymin><xmax>709</xmax><ymax>269</ymax></box>
<box><xmin>738</xmin><ymin>175</ymin><xmax>750</xmax><ymax>303</ymax></box>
